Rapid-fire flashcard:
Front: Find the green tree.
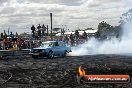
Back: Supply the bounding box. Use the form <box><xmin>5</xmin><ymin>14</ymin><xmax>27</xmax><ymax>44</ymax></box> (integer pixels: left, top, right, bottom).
<box><xmin>120</xmin><ymin>8</ymin><xmax>132</xmax><ymax>24</ymax></box>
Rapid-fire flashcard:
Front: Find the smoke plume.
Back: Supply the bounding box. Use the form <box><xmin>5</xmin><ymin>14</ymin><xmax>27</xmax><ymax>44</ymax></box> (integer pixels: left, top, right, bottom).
<box><xmin>70</xmin><ymin>22</ymin><xmax>132</xmax><ymax>56</ymax></box>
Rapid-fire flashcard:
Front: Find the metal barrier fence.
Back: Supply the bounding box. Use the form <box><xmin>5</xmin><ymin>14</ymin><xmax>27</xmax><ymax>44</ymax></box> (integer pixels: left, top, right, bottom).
<box><xmin>0</xmin><ymin>49</ymin><xmax>31</xmax><ymax>59</ymax></box>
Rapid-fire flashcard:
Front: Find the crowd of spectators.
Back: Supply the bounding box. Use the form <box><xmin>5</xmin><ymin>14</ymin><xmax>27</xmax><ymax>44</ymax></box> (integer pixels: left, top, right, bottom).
<box><xmin>30</xmin><ymin>24</ymin><xmax>88</xmax><ymax>46</ymax></box>
<box><xmin>0</xmin><ymin>24</ymin><xmax>88</xmax><ymax>50</ymax></box>
<box><xmin>66</xmin><ymin>30</ymin><xmax>88</xmax><ymax>46</ymax></box>
<box><xmin>0</xmin><ymin>31</ymin><xmax>38</xmax><ymax>50</ymax></box>
<box><xmin>0</xmin><ymin>32</ymin><xmax>27</xmax><ymax>50</ymax></box>
<box><xmin>56</xmin><ymin>30</ymin><xmax>88</xmax><ymax>46</ymax></box>
<box><xmin>31</xmin><ymin>24</ymin><xmax>47</xmax><ymax>40</ymax></box>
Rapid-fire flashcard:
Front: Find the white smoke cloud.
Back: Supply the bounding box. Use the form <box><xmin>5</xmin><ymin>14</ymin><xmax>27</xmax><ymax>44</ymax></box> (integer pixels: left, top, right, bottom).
<box><xmin>70</xmin><ymin>22</ymin><xmax>132</xmax><ymax>56</ymax></box>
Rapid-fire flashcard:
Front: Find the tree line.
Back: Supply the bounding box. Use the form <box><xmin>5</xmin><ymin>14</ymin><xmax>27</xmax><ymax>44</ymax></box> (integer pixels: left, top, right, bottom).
<box><xmin>95</xmin><ymin>8</ymin><xmax>132</xmax><ymax>40</ymax></box>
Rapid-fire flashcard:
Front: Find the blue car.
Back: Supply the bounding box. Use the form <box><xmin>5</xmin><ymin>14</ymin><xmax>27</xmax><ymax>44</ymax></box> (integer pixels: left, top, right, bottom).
<box><xmin>31</xmin><ymin>41</ymin><xmax>72</xmax><ymax>59</ymax></box>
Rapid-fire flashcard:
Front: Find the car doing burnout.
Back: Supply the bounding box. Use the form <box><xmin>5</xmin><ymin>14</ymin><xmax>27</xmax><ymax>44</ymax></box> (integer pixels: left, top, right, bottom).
<box><xmin>31</xmin><ymin>41</ymin><xmax>72</xmax><ymax>59</ymax></box>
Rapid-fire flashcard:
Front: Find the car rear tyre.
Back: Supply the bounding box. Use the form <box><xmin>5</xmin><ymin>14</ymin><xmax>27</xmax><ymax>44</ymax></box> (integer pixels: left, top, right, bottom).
<box><xmin>62</xmin><ymin>51</ymin><xmax>67</xmax><ymax>58</ymax></box>
<box><xmin>32</xmin><ymin>55</ymin><xmax>38</xmax><ymax>59</ymax></box>
<box><xmin>48</xmin><ymin>51</ymin><xmax>54</xmax><ymax>59</ymax></box>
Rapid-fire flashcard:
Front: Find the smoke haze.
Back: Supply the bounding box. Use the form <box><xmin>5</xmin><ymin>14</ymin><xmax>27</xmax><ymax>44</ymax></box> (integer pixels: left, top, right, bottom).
<box><xmin>70</xmin><ymin>22</ymin><xmax>132</xmax><ymax>56</ymax></box>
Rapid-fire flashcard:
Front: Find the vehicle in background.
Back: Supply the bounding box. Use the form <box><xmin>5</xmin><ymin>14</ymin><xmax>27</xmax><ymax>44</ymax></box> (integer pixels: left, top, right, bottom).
<box><xmin>31</xmin><ymin>41</ymin><xmax>72</xmax><ymax>59</ymax></box>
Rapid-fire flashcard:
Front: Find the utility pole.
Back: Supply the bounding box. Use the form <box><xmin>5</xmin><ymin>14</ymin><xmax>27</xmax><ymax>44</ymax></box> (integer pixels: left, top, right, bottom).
<box><xmin>8</xmin><ymin>27</ymin><xmax>10</xmax><ymax>37</ymax></box>
<box><xmin>61</xmin><ymin>25</ymin><xmax>65</xmax><ymax>37</ymax></box>
<box><xmin>50</xmin><ymin>13</ymin><xmax>53</xmax><ymax>40</ymax></box>
<box><xmin>47</xmin><ymin>25</ymin><xmax>48</xmax><ymax>36</ymax></box>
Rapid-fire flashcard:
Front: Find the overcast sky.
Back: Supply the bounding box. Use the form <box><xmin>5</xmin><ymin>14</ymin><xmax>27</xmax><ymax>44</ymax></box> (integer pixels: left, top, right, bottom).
<box><xmin>0</xmin><ymin>0</ymin><xmax>132</xmax><ymax>34</ymax></box>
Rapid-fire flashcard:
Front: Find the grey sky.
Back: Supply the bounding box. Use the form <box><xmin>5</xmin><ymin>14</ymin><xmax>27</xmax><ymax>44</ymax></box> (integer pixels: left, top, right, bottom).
<box><xmin>0</xmin><ymin>0</ymin><xmax>132</xmax><ymax>34</ymax></box>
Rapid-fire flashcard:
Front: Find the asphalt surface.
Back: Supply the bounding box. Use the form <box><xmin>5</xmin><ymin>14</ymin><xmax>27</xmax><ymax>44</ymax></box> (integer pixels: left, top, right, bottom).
<box><xmin>0</xmin><ymin>54</ymin><xmax>132</xmax><ymax>88</ymax></box>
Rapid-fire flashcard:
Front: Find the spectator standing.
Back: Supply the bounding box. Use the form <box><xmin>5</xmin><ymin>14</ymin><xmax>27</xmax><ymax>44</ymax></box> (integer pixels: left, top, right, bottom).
<box><xmin>31</xmin><ymin>25</ymin><xmax>36</xmax><ymax>38</ymax></box>
<box><xmin>42</xmin><ymin>24</ymin><xmax>46</xmax><ymax>37</ymax></box>
<box><xmin>3</xmin><ymin>31</ymin><xmax>7</xmax><ymax>39</ymax></box>
<box><xmin>15</xmin><ymin>32</ymin><xmax>19</xmax><ymax>38</ymax></box>
<box><xmin>83</xmin><ymin>31</ymin><xmax>87</xmax><ymax>40</ymax></box>
<box><xmin>64</xmin><ymin>35</ymin><xmax>69</xmax><ymax>44</ymax></box>
<box><xmin>10</xmin><ymin>32</ymin><xmax>14</xmax><ymax>41</ymax></box>
<box><xmin>69</xmin><ymin>33</ymin><xmax>74</xmax><ymax>46</ymax></box>
<box><xmin>37</xmin><ymin>24</ymin><xmax>42</xmax><ymax>38</ymax></box>
<box><xmin>1</xmin><ymin>33</ymin><xmax>3</xmax><ymax>39</ymax></box>
<box><xmin>75</xmin><ymin>30</ymin><xmax>79</xmax><ymax>39</ymax></box>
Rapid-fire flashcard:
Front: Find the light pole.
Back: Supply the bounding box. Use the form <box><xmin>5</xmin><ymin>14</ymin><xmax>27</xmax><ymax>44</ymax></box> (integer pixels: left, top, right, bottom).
<box><xmin>50</xmin><ymin>13</ymin><xmax>53</xmax><ymax>40</ymax></box>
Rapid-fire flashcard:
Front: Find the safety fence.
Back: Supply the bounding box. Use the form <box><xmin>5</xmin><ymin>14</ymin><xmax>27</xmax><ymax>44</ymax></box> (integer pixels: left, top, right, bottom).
<box><xmin>0</xmin><ymin>49</ymin><xmax>31</xmax><ymax>59</ymax></box>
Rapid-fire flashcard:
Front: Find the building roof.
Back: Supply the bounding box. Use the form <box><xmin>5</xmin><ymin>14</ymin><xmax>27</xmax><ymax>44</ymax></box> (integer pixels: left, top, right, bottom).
<box><xmin>55</xmin><ymin>30</ymin><xmax>98</xmax><ymax>36</ymax></box>
<box><xmin>85</xmin><ymin>30</ymin><xmax>97</xmax><ymax>33</ymax></box>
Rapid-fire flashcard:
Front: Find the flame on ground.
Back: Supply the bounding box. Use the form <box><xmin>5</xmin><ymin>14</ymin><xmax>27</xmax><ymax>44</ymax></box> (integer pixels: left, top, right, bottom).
<box><xmin>78</xmin><ymin>66</ymin><xmax>86</xmax><ymax>76</ymax></box>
